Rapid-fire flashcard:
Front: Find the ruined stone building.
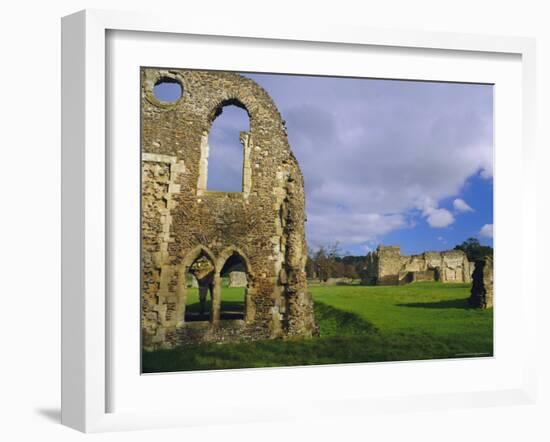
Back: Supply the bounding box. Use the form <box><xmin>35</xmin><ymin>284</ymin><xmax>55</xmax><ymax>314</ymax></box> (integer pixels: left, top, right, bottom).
<box><xmin>228</xmin><ymin>271</ymin><xmax>248</xmax><ymax>288</ymax></box>
<box><xmin>469</xmin><ymin>256</ymin><xmax>494</xmax><ymax>309</ymax></box>
<box><xmin>362</xmin><ymin>245</ymin><xmax>473</xmax><ymax>286</ymax></box>
<box><xmin>141</xmin><ymin>68</ymin><xmax>317</xmax><ymax>350</ymax></box>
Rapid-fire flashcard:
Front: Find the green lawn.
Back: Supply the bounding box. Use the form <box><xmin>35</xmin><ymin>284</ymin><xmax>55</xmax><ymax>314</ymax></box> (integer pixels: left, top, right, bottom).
<box><xmin>142</xmin><ymin>282</ymin><xmax>493</xmax><ymax>373</ymax></box>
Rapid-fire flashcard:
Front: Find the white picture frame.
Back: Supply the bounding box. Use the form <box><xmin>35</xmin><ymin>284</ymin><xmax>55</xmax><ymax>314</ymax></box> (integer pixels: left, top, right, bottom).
<box><xmin>61</xmin><ymin>9</ymin><xmax>537</xmax><ymax>433</ymax></box>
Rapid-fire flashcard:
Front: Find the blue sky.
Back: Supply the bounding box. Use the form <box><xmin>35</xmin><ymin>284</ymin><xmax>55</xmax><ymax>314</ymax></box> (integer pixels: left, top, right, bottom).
<box><xmin>154</xmin><ymin>73</ymin><xmax>494</xmax><ymax>256</ymax></box>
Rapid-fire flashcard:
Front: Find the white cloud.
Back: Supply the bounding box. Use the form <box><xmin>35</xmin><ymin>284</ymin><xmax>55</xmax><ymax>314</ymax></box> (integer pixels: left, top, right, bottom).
<box><xmin>425</xmin><ymin>208</ymin><xmax>455</xmax><ymax>228</ymax></box>
<box><xmin>416</xmin><ymin>197</ymin><xmax>455</xmax><ymax>228</ymax></box>
<box><xmin>479</xmin><ymin>224</ymin><xmax>493</xmax><ymax>238</ymax></box>
<box><xmin>453</xmin><ymin>198</ymin><xmax>474</xmax><ymax>213</ymax></box>
<box><xmin>245</xmin><ymin>74</ymin><xmax>493</xmax><ymax>251</ymax></box>
<box><xmin>306</xmin><ymin>212</ymin><xmax>407</xmax><ymax>250</ymax></box>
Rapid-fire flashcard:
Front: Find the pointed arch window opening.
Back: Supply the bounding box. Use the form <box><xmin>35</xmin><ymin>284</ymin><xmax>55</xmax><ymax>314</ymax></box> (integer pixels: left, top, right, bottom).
<box><xmin>219</xmin><ymin>252</ymin><xmax>249</xmax><ymax>321</ymax></box>
<box><xmin>197</xmin><ymin>103</ymin><xmax>253</xmax><ymax>196</ymax></box>
<box><xmin>184</xmin><ymin>253</ymin><xmax>215</xmax><ymax>323</ymax></box>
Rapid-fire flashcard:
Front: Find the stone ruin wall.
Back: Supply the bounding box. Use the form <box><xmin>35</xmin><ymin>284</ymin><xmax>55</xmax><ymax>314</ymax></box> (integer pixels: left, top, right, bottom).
<box><xmin>469</xmin><ymin>256</ymin><xmax>493</xmax><ymax>309</ymax></box>
<box><xmin>228</xmin><ymin>271</ymin><xmax>247</xmax><ymax>287</ymax></box>
<box><xmin>141</xmin><ymin>68</ymin><xmax>318</xmax><ymax>350</ymax></box>
<box><xmin>363</xmin><ymin>245</ymin><xmax>474</xmax><ymax>286</ymax></box>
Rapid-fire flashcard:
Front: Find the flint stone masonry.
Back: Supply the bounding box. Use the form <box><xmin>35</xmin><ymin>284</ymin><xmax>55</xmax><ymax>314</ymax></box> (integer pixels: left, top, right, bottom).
<box><xmin>469</xmin><ymin>256</ymin><xmax>494</xmax><ymax>309</ymax></box>
<box><xmin>362</xmin><ymin>245</ymin><xmax>473</xmax><ymax>286</ymax></box>
<box><xmin>141</xmin><ymin>68</ymin><xmax>318</xmax><ymax>350</ymax></box>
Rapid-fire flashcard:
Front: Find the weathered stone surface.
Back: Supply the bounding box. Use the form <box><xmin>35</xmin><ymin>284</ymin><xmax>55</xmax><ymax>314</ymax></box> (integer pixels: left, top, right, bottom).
<box><xmin>228</xmin><ymin>271</ymin><xmax>247</xmax><ymax>287</ymax></box>
<box><xmin>141</xmin><ymin>68</ymin><xmax>318</xmax><ymax>350</ymax></box>
<box><xmin>362</xmin><ymin>245</ymin><xmax>472</xmax><ymax>285</ymax></box>
<box><xmin>468</xmin><ymin>256</ymin><xmax>493</xmax><ymax>309</ymax></box>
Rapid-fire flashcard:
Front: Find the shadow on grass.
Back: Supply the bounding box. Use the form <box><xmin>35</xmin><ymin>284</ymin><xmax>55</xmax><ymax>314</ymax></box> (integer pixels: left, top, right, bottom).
<box><xmin>142</xmin><ymin>300</ymin><xmax>491</xmax><ymax>373</ymax></box>
<box><xmin>186</xmin><ymin>300</ymin><xmax>245</xmax><ymax>321</ymax></box>
<box><xmin>185</xmin><ymin>301</ymin><xmax>212</xmax><ymax>313</ymax></box>
<box><xmin>314</xmin><ymin>301</ymin><xmax>377</xmax><ymax>336</ymax></box>
<box><xmin>396</xmin><ymin>298</ymin><xmax>470</xmax><ymax>309</ymax></box>
<box><xmin>220</xmin><ymin>300</ymin><xmax>245</xmax><ymax>312</ymax></box>
<box><xmin>143</xmin><ymin>301</ymin><xmax>380</xmax><ymax>373</ymax></box>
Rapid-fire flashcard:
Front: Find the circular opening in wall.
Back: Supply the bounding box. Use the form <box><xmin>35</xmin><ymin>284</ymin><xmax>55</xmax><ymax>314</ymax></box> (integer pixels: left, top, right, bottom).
<box><xmin>153</xmin><ymin>77</ymin><xmax>183</xmax><ymax>104</ymax></box>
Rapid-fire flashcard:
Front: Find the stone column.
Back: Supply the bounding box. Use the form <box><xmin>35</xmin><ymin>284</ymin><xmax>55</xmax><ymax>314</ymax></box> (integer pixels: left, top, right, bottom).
<box><xmin>212</xmin><ymin>273</ymin><xmax>222</xmax><ymax>324</ymax></box>
<box><xmin>175</xmin><ymin>267</ymin><xmax>187</xmax><ymax>327</ymax></box>
<box><xmin>468</xmin><ymin>256</ymin><xmax>493</xmax><ymax>309</ymax></box>
<box><xmin>197</xmin><ymin>277</ymin><xmax>210</xmax><ymax>316</ymax></box>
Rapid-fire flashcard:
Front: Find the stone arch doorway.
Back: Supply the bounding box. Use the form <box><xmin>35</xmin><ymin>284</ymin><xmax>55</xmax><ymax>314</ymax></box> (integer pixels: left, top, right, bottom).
<box><xmin>217</xmin><ymin>249</ymin><xmax>253</xmax><ymax>321</ymax></box>
<box><xmin>178</xmin><ymin>247</ymin><xmax>217</xmax><ymax>323</ymax></box>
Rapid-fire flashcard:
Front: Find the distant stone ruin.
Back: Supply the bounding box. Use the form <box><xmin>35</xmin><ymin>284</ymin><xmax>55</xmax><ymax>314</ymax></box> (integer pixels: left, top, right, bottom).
<box><xmin>362</xmin><ymin>245</ymin><xmax>473</xmax><ymax>285</ymax></box>
<box><xmin>228</xmin><ymin>271</ymin><xmax>247</xmax><ymax>288</ymax></box>
<box><xmin>468</xmin><ymin>256</ymin><xmax>493</xmax><ymax>308</ymax></box>
<box><xmin>188</xmin><ymin>275</ymin><xmax>198</xmax><ymax>288</ymax></box>
<box><xmin>141</xmin><ymin>68</ymin><xmax>318</xmax><ymax>350</ymax></box>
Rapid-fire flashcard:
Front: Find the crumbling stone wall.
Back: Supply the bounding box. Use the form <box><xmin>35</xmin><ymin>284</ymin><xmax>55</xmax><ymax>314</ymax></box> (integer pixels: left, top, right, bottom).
<box><xmin>141</xmin><ymin>68</ymin><xmax>318</xmax><ymax>349</ymax></box>
<box><xmin>468</xmin><ymin>256</ymin><xmax>493</xmax><ymax>308</ymax></box>
<box><xmin>362</xmin><ymin>245</ymin><xmax>473</xmax><ymax>285</ymax></box>
<box><xmin>376</xmin><ymin>246</ymin><xmax>403</xmax><ymax>285</ymax></box>
<box><xmin>228</xmin><ymin>271</ymin><xmax>247</xmax><ymax>287</ymax></box>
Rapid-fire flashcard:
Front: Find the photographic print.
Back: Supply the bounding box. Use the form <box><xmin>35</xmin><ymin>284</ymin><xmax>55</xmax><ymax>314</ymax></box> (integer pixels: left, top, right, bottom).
<box><xmin>140</xmin><ymin>68</ymin><xmax>493</xmax><ymax>373</ymax></box>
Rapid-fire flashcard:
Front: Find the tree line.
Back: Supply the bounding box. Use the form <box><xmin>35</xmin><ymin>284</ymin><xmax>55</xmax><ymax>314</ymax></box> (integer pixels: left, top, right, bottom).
<box><xmin>306</xmin><ymin>243</ymin><xmax>364</xmax><ymax>281</ymax></box>
<box><xmin>453</xmin><ymin>237</ymin><xmax>493</xmax><ymax>261</ymax></box>
<box><xmin>306</xmin><ymin>238</ymin><xmax>493</xmax><ymax>282</ymax></box>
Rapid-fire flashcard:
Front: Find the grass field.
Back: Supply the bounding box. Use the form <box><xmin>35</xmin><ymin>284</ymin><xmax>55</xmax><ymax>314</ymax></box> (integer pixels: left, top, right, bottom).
<box><xmin>142</xmin><ymin>282</ymin><xmax>493</xmax><ymax>373</ymax></box>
